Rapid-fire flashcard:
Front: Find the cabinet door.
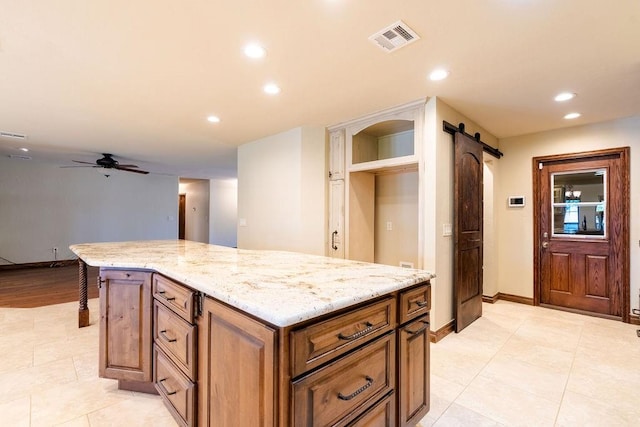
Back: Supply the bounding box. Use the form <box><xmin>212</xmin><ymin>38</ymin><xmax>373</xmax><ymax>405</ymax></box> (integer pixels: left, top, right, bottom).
<box><xmin>330</xmin><ymin>129</ymin><xmax>345</xmax><ymax>181</ymax></box>
<box><xmin>99</xmin><ymin>269</ymin><xmax>152</xmax><ymax>382</ymax></box>
<box><xmin>397</xmin><ymin>315</ymin><xmax>430</xmax><ymax>426</ymax></box>
<box><xmin>197</xmin><ymin>297</ymin><xmax>277</xmax><ymax>427</ymax></box>
<box><xmin>329</xmin><ymin>179</ymin><xmax>345</xmax><ymax>258</ymax></box>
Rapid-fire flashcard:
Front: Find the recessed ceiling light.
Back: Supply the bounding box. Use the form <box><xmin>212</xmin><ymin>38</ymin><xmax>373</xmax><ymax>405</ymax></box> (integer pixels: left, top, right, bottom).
<box><xmin>263</xmin><ymin>83</ymin><xmax>281</xmax><ymax>95</ymax></box>
<box><xmin>207</xmin><ymin>115</ymin><xmax>221</xmax><ymax>123</ymax></box>
<box><xmin>19</xmin><ymin>147</ymin><xmax>29</xmax><ymax>152</ymax></box>
<box><xmin>564</xmin><ymin>112</ymin><xmax>581</xmax><ymax>120</ymax></box>
<box><xmin>429</xmin><ymin>68</ymin><xmax>450</xmax><ymax>81</ymax></box>
<box><xmin>554</xmin><ymin>92</ymin><xmax>576</xmax><ymax>102</ymax></box>
<box><xmin>244</xmin><ymin>43</ymin><xmax>266</xmax><ymax>59</ymax></box>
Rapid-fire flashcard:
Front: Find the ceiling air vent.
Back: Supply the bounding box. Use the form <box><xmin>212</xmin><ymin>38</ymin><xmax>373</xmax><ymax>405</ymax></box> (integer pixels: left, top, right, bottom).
<box><xmin>9</xmin><ymin>154</ymin><xmax>32</xmax><ymax>160</ymax></box>
<box><xmin>369</xmin><ymin>20</ymin><xmax>420</xmax><ymax>53</ymax></box>
<box><xmin>0</xmin><ymin>131</ymin><xmax>27</xmax><ymax>139</ymax></box>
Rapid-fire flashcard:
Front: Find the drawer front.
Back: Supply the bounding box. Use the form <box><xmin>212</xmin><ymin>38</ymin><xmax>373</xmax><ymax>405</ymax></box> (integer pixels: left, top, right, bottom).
<box><xmin>293</xmin><ymin>333</ymin><xmax>395</xmax><ymax>427</ymax></box>
<box><xmin>291</xmin><ymin>298</ymin><xmax>395</xmax><ymax>377</ymax></box>
<box><xmin>399</xmin><ymin>283</ymin><xmax>430</xmax><ymax>324</ymax></box>
<box><xmin>154</xmin><ymin>346</ymin><xmax>195</xmax><ymax>427</ymax></box>
<box><xmin>154</xmin><ymin>301</ymin><xmax>197</xmax><ymax>379</ymax></box>
<box><xmin>153</xmin><ymin>274</ymin><xmax>195</xmax><ymax>323</ymax></box>
<box><xmin>346</xmin><ymin>393</ymin><xmax>395</xmax><ymax>427</ymax></box>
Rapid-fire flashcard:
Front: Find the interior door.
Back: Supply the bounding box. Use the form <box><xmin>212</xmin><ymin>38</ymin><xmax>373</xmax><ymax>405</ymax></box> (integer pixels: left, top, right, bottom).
<box><xmin>535</xmin><ymin>148</ymin><xmax>629</xmax><ymax>319</ymax></box>
<box><xmin>178</xmin><ymin>194</ymin><xmax>186</xmax><ymax>240</ymax></box>
<box><xmin>454</xmin><ymin>132</ymin><xmax>484</xmax><ymax>332</ymax></box>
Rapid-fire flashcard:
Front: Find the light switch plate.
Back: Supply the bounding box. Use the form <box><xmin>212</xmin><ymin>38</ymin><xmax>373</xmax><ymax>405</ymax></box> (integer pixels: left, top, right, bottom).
<box><xmin>443</xmin><ymin>224</ymin><xmax>452</xmax><ymax>236</ymax></box>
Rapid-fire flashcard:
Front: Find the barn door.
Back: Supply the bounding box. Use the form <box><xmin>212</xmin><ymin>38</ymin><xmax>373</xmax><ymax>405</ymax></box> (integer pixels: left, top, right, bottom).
<box><xmin>454</xmin><ymin>132</ymin><xmax>484</xmax><ymax>332</ymax></box>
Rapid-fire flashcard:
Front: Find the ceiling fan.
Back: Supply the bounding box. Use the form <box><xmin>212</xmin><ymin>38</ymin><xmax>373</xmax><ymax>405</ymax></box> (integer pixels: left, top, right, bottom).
<box><xmin>62</xmin><ymin>153</ymin><xmax>149</xmax><ymax>176</ymax></box>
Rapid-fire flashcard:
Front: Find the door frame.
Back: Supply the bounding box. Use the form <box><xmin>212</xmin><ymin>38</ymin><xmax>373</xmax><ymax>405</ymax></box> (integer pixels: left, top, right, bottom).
<box><xmin>532</xmin><ymin>147</ymin><xmax>630</xmax><ymax>322</ymax></box>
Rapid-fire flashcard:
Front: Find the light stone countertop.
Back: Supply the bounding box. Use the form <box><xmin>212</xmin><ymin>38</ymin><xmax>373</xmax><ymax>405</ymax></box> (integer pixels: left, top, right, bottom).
<box><xmin>70</xmin><ymin>240</ymin><xmax>434</xmax><ymax>327</ymax></box>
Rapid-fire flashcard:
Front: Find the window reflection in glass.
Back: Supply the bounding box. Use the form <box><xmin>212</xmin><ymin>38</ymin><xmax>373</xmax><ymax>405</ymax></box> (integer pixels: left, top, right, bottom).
<box><xmin>551</xmin><ymin>170</ymin><xmax>606</xmax><ymax>237</ymax></box>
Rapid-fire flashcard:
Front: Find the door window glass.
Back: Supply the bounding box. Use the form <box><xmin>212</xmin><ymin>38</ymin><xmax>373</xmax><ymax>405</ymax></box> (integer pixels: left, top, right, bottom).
<box><xmin>551</xmin><ymin>170</ymin><xmax>606</xmax><ymax>237</ymax></box>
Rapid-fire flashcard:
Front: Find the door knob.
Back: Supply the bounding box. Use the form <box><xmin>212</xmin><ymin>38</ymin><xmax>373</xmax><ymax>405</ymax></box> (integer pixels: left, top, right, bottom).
<box><xmin>542</xmin><ymin>241</ymin><xmax>549</xmax><ymax>248</ymax></box>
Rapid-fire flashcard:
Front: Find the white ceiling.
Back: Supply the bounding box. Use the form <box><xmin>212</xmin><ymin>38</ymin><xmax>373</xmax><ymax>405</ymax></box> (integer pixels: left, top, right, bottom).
<box><xmin>1</xmin><ymin>1</ymin><xmax>639</xmax><ymax>179</ymax></box>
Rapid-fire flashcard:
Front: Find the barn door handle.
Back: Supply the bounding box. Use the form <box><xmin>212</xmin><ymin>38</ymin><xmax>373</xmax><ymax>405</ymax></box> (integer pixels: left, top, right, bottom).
<box><xmin>332</xmin><ymin>230</ymin><xmax>338</xmax><ymax>251</ymax></box>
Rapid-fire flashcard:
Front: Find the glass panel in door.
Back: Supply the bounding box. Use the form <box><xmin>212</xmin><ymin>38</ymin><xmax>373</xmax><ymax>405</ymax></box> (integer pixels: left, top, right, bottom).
<box><xmin>551</xmin><ymin>170</ymin><xmax>606</xmax><ymax>237</ymax></box>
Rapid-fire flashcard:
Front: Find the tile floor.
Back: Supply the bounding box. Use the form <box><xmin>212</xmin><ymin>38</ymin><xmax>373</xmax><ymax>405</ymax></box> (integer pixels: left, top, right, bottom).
<box><xmin>1</xmin><ymin>299</ymin><xmax>639</xmax><ymax>426</ymax></box>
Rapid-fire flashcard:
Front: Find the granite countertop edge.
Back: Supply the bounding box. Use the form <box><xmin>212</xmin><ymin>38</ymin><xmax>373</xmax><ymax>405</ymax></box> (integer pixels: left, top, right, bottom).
<box><xmin>70</xmin><ymin>240</ymin><xmax>434</xmax><ymax>327</ymax></box>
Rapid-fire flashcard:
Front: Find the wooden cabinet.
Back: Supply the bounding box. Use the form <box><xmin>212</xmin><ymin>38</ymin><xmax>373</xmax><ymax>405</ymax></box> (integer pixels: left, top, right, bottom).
<box><xmin>330</xmin><ymin>129</ymin><xmax>346</xmax><ymax>181</ymax></box>
<box><xmin>99</xmin><ymin>269</ymin><xmax>152</xmax><ymax>383</ymax></box>
<box><xmin>197</xmin><ymin>297</ymin><xmax>277</xmax><ymax>427</ymax></box>
<box><xmin>293</xmin><ymin>333</ymin><xmax>395</xmax><ymax>426</ymax></box>
<box><xmin>397</xmin><ymin>285</ymin><xmax>431</xmax><ymax>426</ymax></box>
<box><xmin>154</xmin><ymin>346</ymin><xmax>196</xmax><ymax>427</ymax></box>
<box><xmin>152</xmin><ymin>274</ymin><xmax>197</xmax><ymax>427</ymax></box>
<box><xmin>98</xmin><ymin>265</ymin><xmax>430</xmax><ymax>427</ymax></box>
<box><xmin>329</xmin><ymin>179</ymin><xmax>346</xmax><ymax>258</ymax></box>
<box><xmin>349</xmin><ymin>393</ymin><xmax>396</xmax><ymax>427</ymax></box>
<box><xmin>291</xmin><ymin>297</ymin><xmax>395</xmax><ymax>376</ymax></box>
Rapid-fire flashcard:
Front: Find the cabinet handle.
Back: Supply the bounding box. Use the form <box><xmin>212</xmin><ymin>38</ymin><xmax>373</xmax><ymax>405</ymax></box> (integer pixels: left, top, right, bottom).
<box><xmin>337</xmin><ymin>376</ymin><xmax>374</xmax><ymax>401</ymax></box>
<box><xmin>160</xmin><ymin>330</ymin><xmax>177</xmax><ymax>343</ymax></box>
<box><xmin>338</xmin><ymin>322</ymin><xmax>374</xmax><ymax>340</ymax></box>
<box><xmin>332</xmin><ymin>230</ymin><xmax>338</xmax><ymax>251</ymax></box>
<box><xmin>415</xmin><ymin>300</ymin><xmax>429</xmax><ymax>308</ymax></box>
<box><xmin>405</xmin><ymin>320</ymin><xmax>429</xmax><ymax>336</ymax></box>
<box><xmin>158</xmin><ymin>378</ymin><xmax>177</xmax><ymax>396</ymax></box>
<box><xmin>158</xmin><ymin>290</ymin><xmax>176</xmax><ymax>301</ymax></box>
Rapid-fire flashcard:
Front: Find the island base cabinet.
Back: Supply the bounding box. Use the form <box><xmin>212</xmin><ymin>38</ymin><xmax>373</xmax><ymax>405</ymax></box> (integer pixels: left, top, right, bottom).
<box><xmin>397</xmin><ymin>315</ymin><xmax>430</xmax><ymax>426</ymax></box>
<box><xmin>197</xmin><ymin>297</ymin><xmax>277</xmax><ymax>427</ymax></box>
<box><xmin>99</xmin><ymin>269</ymin><xmax>152</xmax><ymax>383</ymax></box>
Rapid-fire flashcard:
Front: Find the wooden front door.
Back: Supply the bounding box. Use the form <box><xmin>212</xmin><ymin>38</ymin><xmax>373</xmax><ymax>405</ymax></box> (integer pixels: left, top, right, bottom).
<box><xmin>454</xmin><ymin>132</ymin><xmax>484</xmax><ymax>332</ymax></box>
<box><xmin>534</xmin><ymin>148</ymin><xmax>630</xmax><ymax>320</ymax></box>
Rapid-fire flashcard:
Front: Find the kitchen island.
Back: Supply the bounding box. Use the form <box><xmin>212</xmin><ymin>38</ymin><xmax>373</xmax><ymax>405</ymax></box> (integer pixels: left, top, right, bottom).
<box><xmin>70</xmin><ymin>240</ymin><xmax>434</xmax><ymax>426</ymax></box>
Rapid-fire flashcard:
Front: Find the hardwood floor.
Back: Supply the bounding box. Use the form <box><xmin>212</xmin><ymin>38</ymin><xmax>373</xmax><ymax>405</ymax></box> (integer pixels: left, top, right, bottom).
<box><xmin>0</xmin><ymin>263</ymin><xmax>99</xmax><ymax>308</ymax></box>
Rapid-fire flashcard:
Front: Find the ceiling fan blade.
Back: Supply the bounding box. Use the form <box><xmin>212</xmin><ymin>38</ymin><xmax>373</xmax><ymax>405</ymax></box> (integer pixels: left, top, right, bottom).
<box><xmin>115</xmin><ymin>166</ymin><xmax>149</xmax><ymax>174</ymax></box>
<box><xmin>114</xmin><ymin>164</ymin><xmax>140</xmax><ymax>168</ymax></box>
<box><xmin>60</xmin><ymin>165</ymin><xmax>98</xmax><ymax>168</ymax></box>
<box><xmin>72</xmin><ymin>160</ymin><xmax>97</xmax><ymax>165</ymax></box>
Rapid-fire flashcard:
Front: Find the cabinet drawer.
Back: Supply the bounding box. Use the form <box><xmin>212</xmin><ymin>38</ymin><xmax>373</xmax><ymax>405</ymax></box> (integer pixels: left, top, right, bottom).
<box><xmin>399</xmin><ymin>283</ymin><xmax>430</xmax><ymax>324</ymax></box>
<box><xmin>291</xmin><ymin>298</ymin><xmax>395</xmax><ymax>377</ymax></box>
<box><xmin>154</xmin><ymin>301</ymin><xmax>197</xmax><ymax>379</ymax></box>
<box><xmin>347</xmin><ymin>393</ymin><xmax>395</xmax><ymax>427</ymax></box>
<box><xmin>153</xmin><ymin>274</ymin><xmax>195</xmax><ymax>323</ymax></box>
<box><xmin>154</xmin><ymin>346</ymin><xmax>195</xmax><ymax>427</ymax></box>
<box><xmin>293</xmin><ymin>333</ymin><xmax>395</xmax><ymax>427</ymax></box>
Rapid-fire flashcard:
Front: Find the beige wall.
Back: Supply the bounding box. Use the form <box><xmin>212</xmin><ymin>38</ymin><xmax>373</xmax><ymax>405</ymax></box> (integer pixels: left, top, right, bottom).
<box><xmin>209</xmin><ymin>179</ymin><xmax>237</xmax><ymax>248</ymax></box>
<box><xmin>374</xmin><ymin>171</ymin><xmax>419</xmax><ymax>268</ymax></box>
<box><xmin>237</xmin><ymin>126</ymin><xmax>327</xmax><ymax>255</ymax></box>
<box><xmin>497</xmin><ymin>116</ymin><xmax>640</xmax><ymax>313</ymax></box>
